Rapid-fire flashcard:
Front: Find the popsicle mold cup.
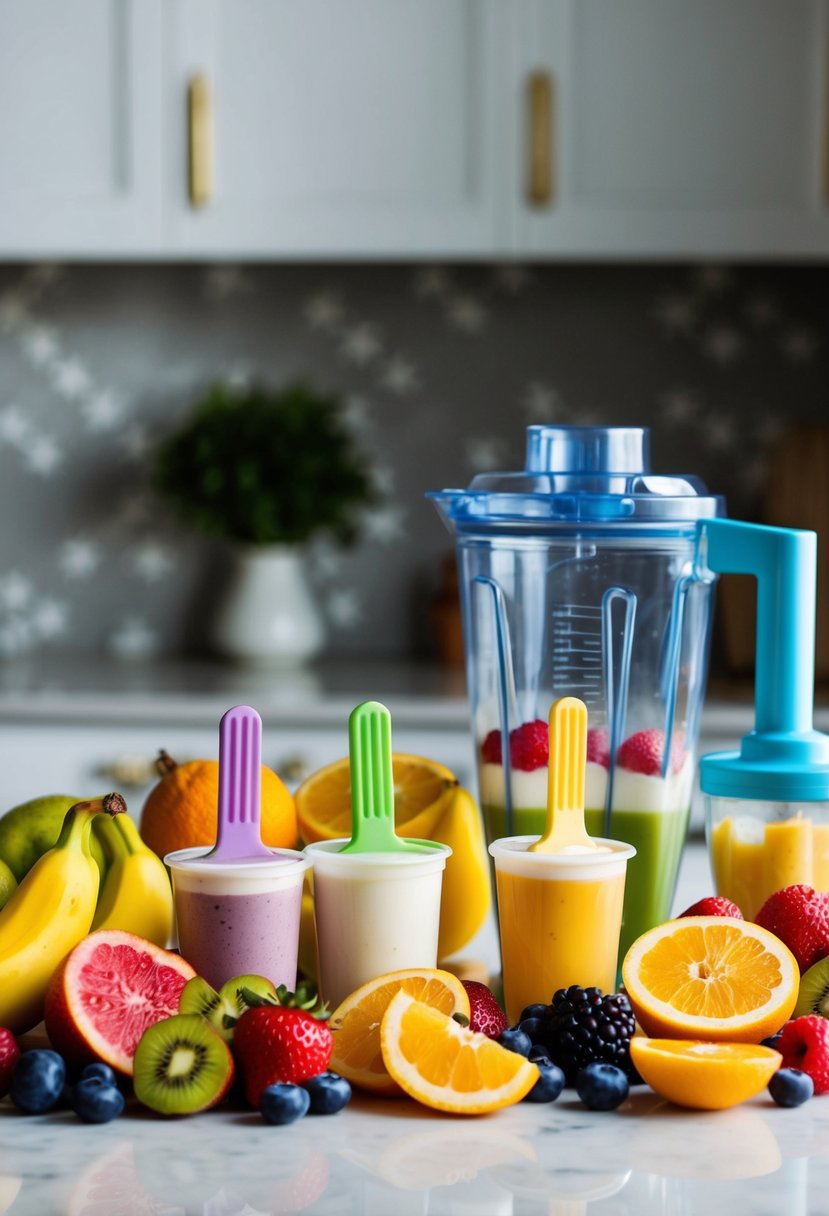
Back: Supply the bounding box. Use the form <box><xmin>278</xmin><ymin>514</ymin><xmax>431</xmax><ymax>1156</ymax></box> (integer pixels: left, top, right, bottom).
<box><xmin>490</xmin><ymin>835</ymin><xmax>635</xmax><ymax>1024</ymax></box>
<box><xmin>303</xmin><ymin>701</ymin><xmax>451</xmax><ymax>1008</ymax></box>
<box><xmin>165</xmin><ymin>705</ymin><xmax>310</xmax><ymax>989</ymax></box>
<box><xmin>491</xmin><ymin>697</ymin><xmax>634</xmax><ymax>1022</ymax></box>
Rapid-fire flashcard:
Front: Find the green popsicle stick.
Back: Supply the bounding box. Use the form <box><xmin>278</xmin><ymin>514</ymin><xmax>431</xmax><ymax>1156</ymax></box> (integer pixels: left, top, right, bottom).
<box><xmin>340</xmin><ymin>701</ymin><xmax>435</xmax><ymax>855</ymax></box>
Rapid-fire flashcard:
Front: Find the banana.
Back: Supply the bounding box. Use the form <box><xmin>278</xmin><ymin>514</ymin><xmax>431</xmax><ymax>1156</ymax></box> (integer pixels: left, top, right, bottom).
<box><xmin>0</xmin><ymin>798</ymin><xmax>102</xmax><ymax>1034</ymax></box>
<box><xmin>91</xmin><ymin>794</ymin><xmax>174</xmax><ymax>947</ymax></box>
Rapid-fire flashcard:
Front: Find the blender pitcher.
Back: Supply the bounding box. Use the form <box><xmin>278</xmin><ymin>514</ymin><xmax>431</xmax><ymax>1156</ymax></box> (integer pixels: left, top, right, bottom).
<box><xmin>429</xmin><ymin>426</ymin><xmax>724</xmax><ymax>962</ymax></box>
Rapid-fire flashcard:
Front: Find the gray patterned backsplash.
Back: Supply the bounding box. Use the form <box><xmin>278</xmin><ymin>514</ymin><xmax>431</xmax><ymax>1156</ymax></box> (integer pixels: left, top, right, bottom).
<box><xmin>0</xmin><ymin>262</ymin><xmax>825</xmax><ymax>660</ymax></box>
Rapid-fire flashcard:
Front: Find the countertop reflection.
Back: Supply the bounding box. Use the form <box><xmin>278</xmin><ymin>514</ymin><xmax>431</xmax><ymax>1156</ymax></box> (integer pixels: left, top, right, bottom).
<box><xmin>2</xmin><ymin>1083</ymin><xmax>828</xmax><ymax>1216</ymax></box>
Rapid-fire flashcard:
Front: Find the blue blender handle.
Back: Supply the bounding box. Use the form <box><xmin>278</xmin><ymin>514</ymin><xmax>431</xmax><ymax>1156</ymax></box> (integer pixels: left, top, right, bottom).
<box><xmin>700</xmin><ymin>518</ymin><xmax>815</xmax><ymax>736</ymax></box>
<box><xmin>697</xmin><ymin>517</ymin><xmax>829</xmax><ymax>801</ymax></box>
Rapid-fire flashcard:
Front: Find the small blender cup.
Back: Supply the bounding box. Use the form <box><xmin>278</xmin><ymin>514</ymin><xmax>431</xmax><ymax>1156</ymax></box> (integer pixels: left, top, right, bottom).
<box><xmin>429</xmin><ymin>426</ymin><xmax>723</xmax><ymax>961</ymax></box>
<box><xmin>699</xmin><ymin>519</ymin><xmax>829</xmax><ymax>917</ymax></box>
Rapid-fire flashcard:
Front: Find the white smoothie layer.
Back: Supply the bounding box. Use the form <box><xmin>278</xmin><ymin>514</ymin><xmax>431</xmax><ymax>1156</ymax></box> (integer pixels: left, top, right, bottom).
<box><xmin>612</xmin><ymin>754</ymin><xmax>693</xmax><ymax>813</ymax></box>
<box><xmin>480</xmin><ymin>754</ymin><xmax>693</xmax><ymax>814</ymax></box>
<box><xmin>304</xmin><ymin>841</ymin><xmax>450</xmax><ymax>1008</ymax></box>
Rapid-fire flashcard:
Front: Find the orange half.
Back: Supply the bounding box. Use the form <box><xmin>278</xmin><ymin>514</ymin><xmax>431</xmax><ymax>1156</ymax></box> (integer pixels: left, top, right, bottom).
<box><xmin>622</xmin><ymin>916</ymin><xmax>799</xmax><ymax>1043</ymax></box>
<box><xmin>329</xmin><ymin>968</ymin><xmax>470</xmax><ymax>1094</ymax></box>
<box><xmin>295</xmin><ymin>753</ymin><xmax>457</xmax><ymax>845</ymax></box>
<box><xmin>630</xmin><ymin>1037</ymin><xmax>782</xmax><ymax>1110</ymax></box>
<box><xmin>380</xmin><ymin>990</ymin><xmax>539</xmax><ymax>1115</ymax></box>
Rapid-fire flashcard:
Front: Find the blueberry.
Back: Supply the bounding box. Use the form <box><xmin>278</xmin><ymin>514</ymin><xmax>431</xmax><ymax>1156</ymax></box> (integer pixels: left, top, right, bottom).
<box><xmin>761</xmin><ymin>1033</ymin><xmax>783</xmax><ymax>1051</ymax></box>
<box><xmin>576</xmin><ymin>1062</ymin><xmax>629</xmax><ymax>1111</ymax></box>
<box><xmin>302</xmin><ymin>1071</ymin><xmax>352</xmax><ymax>1115</ymax></box>
<box><xmin>518</xmin><ymin>1017</ymin><xmax>546</xmax><ymax>1044</ymax></box>
<box><xmin>528</xmin><ymin>1044</ymin><xmax>552</xmax><ymax>1066</ymax></box>
<box><xmin>769</xmin><ymin>1068</ymin><xmax>814</xmax><ymax>1108</ymax></box>
<box><xmin>81</xmin><ymin>1062</ymin><xmax>117</xmax><ymax>1087</ymax></box>
<box><xmin>524</xmin><ymin>1061</ymin><xmax>565</xmax><ymax>1103</ymax></box>
<box><xmin>10</xmin><ymin>1050</ymin><xmax>66</xmax><ymax>1114</ymax></box>
<box><xmin>497</xmin><ymin>1027</ymin><xmax>532</xmax><ymax>1057</ymax></box>
<box><xmin>260</xmin><ymin>1082</ymin><xmax>310</xmax><ymax>1125</ymax></box>
<box><xmin>519</xmin><ymin>1003</ymin><xmax>548</xmax><ymax>1023</ymax></box>
<box><xmin>70</xmin><ymin>1079</ymin><xmax>125</xmax><ymax>1123</ymax></box>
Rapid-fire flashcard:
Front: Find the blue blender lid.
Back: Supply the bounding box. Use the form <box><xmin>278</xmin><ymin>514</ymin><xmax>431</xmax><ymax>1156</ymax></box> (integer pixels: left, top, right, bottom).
<box><xmin>428</xmin><ymin>426</ymin><xmax>724</xmax><ymax>532</ymax></box>
<box><xmin>698</xmin><ymin>518</ymin><xmax>829</xmax><ymax>802</ymax></box>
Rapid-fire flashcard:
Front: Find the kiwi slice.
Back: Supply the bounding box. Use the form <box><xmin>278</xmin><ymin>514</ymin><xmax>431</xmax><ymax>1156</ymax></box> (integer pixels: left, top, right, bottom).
<box><xmin>178</xmin><ymin>976</ymin><xmax>231</xmax><ymax>1040</ymax></box>
<box><xmin>133</xmin><ymin>1014</ymin><xmax>235</xmax><ymax>1115</ymax></box>
<box><xmin>219</xmin><ymin>974</ymin><xmax>277</xmax><ymax>1020</ymax></box>
<box><xmin>794</xmin><ymin>957</ymin><xmax>829</xmax><ymax>1019</ymax></box>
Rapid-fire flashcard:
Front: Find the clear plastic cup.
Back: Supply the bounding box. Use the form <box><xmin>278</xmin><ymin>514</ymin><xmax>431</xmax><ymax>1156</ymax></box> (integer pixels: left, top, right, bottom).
<box><xmin>165</xmin><ymin>845</ymin><xmax>310</xmax><ymax>991</ymax></box>
<box><xmin>706</xmin><ymin>795</ymin><xmax>829</xmax><ymax>921</ymax></box>
<box><xmin>303</xmin><ymin>839</ymin><xmax>452</xmax><ymax>1009</ymax></box>
<box><xmin>489</xmin><ymin>835</ymin><xmax>635</xmax><ymax>1023</ymax></box>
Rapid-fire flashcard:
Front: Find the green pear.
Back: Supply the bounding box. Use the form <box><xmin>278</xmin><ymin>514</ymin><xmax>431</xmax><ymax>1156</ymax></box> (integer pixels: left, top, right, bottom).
<box><xmin>0</xmin><ymin>858</ymin><xmax>15</xmax><ymax>911</ymax></box>
<box><xmin>0</xmin><ymin>794</ymin><xmax>106</xmax><ymax>882</ymax></box>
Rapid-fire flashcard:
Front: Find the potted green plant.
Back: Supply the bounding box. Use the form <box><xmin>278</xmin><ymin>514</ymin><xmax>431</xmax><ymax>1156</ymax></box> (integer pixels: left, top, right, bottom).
<box><xmin>152</xmin><ymin>381</ymin><xmax>377</xmax><ymax>663</ymax></box>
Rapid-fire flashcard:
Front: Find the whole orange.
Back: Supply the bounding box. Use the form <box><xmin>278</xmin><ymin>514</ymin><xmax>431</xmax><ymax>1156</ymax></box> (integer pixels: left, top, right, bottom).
<box><xmin>140</xmin><ymin>751</ymin><xmax>297</xmax><ymax>858</ymax></box>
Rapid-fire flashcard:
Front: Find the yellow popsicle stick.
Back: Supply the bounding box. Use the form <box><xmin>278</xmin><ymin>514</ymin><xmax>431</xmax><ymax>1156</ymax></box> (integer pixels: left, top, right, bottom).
<box><xmin>530</xmin><ymin>697</ymin><xmax>597</xmax><ymax>853</ymax></box>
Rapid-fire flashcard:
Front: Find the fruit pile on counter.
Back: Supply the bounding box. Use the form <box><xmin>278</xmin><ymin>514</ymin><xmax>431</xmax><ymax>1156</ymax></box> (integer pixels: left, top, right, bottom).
<box><xmin>0</xmin><ymin>734</ymin><xmax>828</xmax><ymax>1130</ymax></box>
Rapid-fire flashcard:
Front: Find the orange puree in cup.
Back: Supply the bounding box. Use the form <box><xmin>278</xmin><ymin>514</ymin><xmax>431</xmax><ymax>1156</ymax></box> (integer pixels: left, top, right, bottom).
<box><xmin>490</xmin><ymin>836</ymin><xmax>634</xmax><ymax>1024</ymax></box>
<box><xmin>711</xmin><ymin>815</ymin><xmax>829</xmax><ymax>921</ymax></box>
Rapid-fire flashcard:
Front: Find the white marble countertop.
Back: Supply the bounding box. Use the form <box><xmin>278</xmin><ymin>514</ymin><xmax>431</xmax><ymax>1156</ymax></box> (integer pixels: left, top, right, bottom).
<box><xmin>1</xmin><ymin>1071</ymin><xmax>827</xmax><ymax>1216</ymax></box>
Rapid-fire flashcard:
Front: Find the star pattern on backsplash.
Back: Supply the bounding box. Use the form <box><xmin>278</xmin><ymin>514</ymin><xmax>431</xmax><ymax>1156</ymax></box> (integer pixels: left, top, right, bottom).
<box><xmin>0</xmin><ymin>260</ymin><xmax>825</xmax><ymax>658</ymax></box>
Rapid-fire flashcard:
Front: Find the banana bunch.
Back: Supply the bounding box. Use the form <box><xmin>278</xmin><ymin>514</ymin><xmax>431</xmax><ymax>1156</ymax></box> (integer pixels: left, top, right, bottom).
<box><xmin>0</xmin><ymin>798</ymin><xmax>103</xmax><ymax>1033</ymax></box>
<box><xmin>91</xmin><ymin>793</ymin><xmax>174</xmax><ymax>948</ymax></box>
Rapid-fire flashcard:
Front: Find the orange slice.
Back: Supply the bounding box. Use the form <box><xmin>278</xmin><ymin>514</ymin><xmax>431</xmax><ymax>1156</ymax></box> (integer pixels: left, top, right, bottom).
<box><xmin>295</xmin><ymin>753</ymin><xmax>457</xmax><ymax>845</ymax></box>
<box><xmin>380</xmin><ymin>990</ymin><xmax>539</xmax><ymax>1114</ymax></box>
<box><xmin>622</xmin><ymin>916</ymin><xmax>799</xmax><ymax>1042</ymax></box>
<box><xmin>329</xmin><ymin>968</ymin><xmax>470</xmax><ymax>1094</ymax></box>
<box><xmin>630</xmin><ymin>1037</ymin><xmax>782</xmax><ymax>1110</ymax></box>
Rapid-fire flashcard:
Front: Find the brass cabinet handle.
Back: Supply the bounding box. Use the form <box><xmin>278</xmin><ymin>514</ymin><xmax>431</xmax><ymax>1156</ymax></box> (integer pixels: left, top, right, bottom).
<box><xmin>527</xmin><ymin>70</ymin><xmax>554</xmax><ymax>207</ymax></box>
<box><xmin>188</xmin><ymin>73</ymin><xmax>213</xmax><ymax>207</ymax></box>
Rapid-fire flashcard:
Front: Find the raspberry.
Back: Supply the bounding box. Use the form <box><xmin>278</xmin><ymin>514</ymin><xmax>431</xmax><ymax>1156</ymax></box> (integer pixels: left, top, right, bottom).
<box><xmin>509</xmin><ymin>720</ymin><xmax>548</xmax><ymax>771</ymax></box>
<box><xmin>678</xmin><ymin>896</ymin><xmax>743</xmax><ymax>919</ymax></box>
<box><xmin>777</xmin><ymin>1016</ymin><xmax>829</xmax><ymax>1095</ymax></box>
<box><xmin>460</xmin><ymin>981</ymin><xmax>508</xmax><ymax>1039</ymax></box>
<box><xmin>480</xmin><ymin>720</ymin><xmax>548</xmax><ymax>772</ymax></box>
<box><xmin>586</xmin><ymin>728</ymin><xmax>610</xmax><ymax>768</ymax></box>
<box><xmin>543</xmin><ymin>986</ymin><xmax>637</xmax><ymax>1084</ymax></box>
<box><xmin>617</xmin><ymin>728</ymin><xmax>686</xmax><ymax>777</ymax></box>
<box><xmin>0</xmin><ymin>1028</ymin><xmax>19</xmax><ymax>1099</ymax></box>
<box><xmin>480</xmin><ymin>730</ymin><xmax>502</xmax><ymax>765</ymax></box>
<box><xmin>755</xmin><ymin>885</ymin><xmax>829</xmax><ymax>973</ymax></box>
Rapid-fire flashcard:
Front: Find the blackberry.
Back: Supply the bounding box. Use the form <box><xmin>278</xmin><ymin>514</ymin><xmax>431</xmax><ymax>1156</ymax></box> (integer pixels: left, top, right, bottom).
<box><xmin>544</xmin><ymin>985</ymin><xmax>636</xmax><ymax>1084</ymax></box>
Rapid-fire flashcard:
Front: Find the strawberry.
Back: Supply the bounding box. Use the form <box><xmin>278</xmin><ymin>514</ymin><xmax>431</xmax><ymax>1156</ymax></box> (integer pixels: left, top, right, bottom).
<box><xmin>586</xmin><ymin>727</ymin><xmax>610</xmax><ymax>768</ymax></box>
<box><xmin>777</xmin><ymin>1016</ymin><xmax>829</xmax><ymax>1095</ymax></box>
<box><xmin>481</xmin><ymin>719</ymin><xmax>548</xmax><ymax>771</ymax></box>
<box><xmin>678</xmin><ymin>896</ymin><xmax>743</xmax><ymax>919</ymax></box>
<box><xmin>461</xmin><ymin>981</ymin><xmax>508</xmax><ymax>1039</ymax></box>
<box><xmin>0</xmin><ymin>1028</ymin><xmax>19</xmax><ymax>1099</ymax></box>
<box><xmin>233</xmin><ymin>990</ymin><xmax>333</xmax><ymax>1109</ymax></box>
<box><xmin>616</xmin><ymin>728</ymin><xmax>686</xmax><ymax>777</ymax></box>
<box><xmin>754</xmin><ymin>885</ymin><xmax>829</xmax><ymax>973</ymax></box>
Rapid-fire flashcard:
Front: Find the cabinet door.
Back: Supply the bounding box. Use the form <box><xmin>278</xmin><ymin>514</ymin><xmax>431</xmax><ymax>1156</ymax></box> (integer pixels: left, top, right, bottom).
<box><xmin>511</xmin><ymin>0</ymin><xmax>829</xmax><ymax>257</ymax></box>
<box><xmin>164</xmin><ymin>0</ymin><xmax>504</xmax><ymax>256</ymax></box>
<box><xmin>0</xmin><ymin>0</ymin><xmax>162</xmax><ymax>256</ymax></box>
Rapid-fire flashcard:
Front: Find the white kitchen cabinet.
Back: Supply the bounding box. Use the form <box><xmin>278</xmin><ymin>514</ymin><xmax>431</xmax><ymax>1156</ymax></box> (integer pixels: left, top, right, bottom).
<box><xmin>162</xmin><ymin>0</ymin><xmax>505</xmax><ymax>257</ymax></box>
<box><xmin>0</xmin><ymin>0</ymin><xmax>162</xmax><ymax>257</ymax></box>
<box><xmin>510</xmin><ymin>0</ymin><xmax>829</xmax><ymax>258</ymax></box>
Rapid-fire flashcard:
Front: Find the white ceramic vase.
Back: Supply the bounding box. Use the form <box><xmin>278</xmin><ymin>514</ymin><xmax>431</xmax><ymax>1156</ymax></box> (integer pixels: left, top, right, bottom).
<box><xmin>211</xmin><ymin>545</ymin><xmax>325</xmax><ymax>665</ymax></box>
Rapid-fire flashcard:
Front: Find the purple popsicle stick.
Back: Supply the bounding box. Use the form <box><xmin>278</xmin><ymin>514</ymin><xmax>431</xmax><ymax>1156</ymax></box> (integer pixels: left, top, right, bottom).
<box><xmin>212</xmin><ymin>704</ymin><xmax>272</xmax><ymax>860</ymax></box>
